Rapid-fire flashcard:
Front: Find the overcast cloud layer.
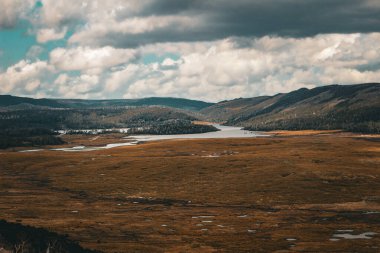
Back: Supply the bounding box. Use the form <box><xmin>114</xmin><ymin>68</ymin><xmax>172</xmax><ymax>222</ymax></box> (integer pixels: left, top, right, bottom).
<box><xmin>1</xmin><ymin>0</ymin><xmax>380</xmax><ymax>101</ymax></box>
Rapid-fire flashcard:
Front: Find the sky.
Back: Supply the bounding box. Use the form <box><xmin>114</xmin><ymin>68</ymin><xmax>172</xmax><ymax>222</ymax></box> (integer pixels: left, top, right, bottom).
<box><xmin>0</xmin><ymin>0</ymin><xmax>380</xmax><ymax>102</ymax></box>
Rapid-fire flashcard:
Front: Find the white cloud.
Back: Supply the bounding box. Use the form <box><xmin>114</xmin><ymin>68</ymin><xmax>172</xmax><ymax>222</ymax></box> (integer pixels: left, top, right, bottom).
<box><xmin>49</xmin><ymin>46</ymin><xmax>137</xmax><ymax>73</ymax></box>
<box><xmin>3</xmin><ymin>33</ymin><xmax>380</xmax><ymax>101</ymax></box>
<box><xmin>36</xmin><ymin>0</ymin><xmax>86</xmax><ymax>27</ymax></box>
<box><xmin>37</xmin><ymin>0</ymin><xmax>146</xmax><ymax>26</ymax></box>
<box><xmin>31</xmin><ymin>0</ymin><xmax>150</xmax><ymax>42</ymax></box>
<box><xmin>54</xmin><ymin>73</ymin><xmax>69</xmax><ymax>85</ymax></box>
<box><xmin>69</xmin><ymin>15</ymin><xmax>199</xmax><ymax>45</ymax></box>
<box><xmin>110</xmin><ymin>33</ymin><xmax>380</xmax><ymax>102</ymax></box>
<box><xmin>0</xmin><ymin>0</ymin><xmax>35</xmax><ymax>28</ymax></box>
<box><xmin>36</xmin><ymin>27</ymin><xmax>67</xmax><ymax>43</ymax></box>
<box><xmin>105</xmin><ymin>64</ymin><xmax>140</xmax><ymax>92</ymax></box>
<box><xmin>25</xmin><ymin>79</ymin><xmax>41</xmax><ymax>92</ymax></box>
<box><xmin>54</xmin><ymin>73</ymin><xmax>100</xmax><ymax>98</ymax></box>
<box><xmin>161</xmin><ymin>58</ymin><xmax>181</xmax><ymax>67</ymax></box>
<box><xmin>0</xmin><ymin>60</ymin><xmax>53</xmax><ymax>95</ymax></box>
<box><xmin>24</xmin><ymin>32</ymin><xmax>377</xmax><ymax>101</ymax></box>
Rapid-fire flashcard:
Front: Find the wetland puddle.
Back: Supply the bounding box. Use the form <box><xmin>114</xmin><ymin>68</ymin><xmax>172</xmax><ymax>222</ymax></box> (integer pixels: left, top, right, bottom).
<box><xmin>331</xmin><ymin>231</ymin><xmax>377</xmax><ymax>240</ymax></box>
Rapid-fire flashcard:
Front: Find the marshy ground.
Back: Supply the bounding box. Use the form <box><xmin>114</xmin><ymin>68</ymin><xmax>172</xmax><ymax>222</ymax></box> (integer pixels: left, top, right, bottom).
<box><xmin>0</xmin><ymin>133</ymin><xmax>379</xmax><ymax>252</ymax></box>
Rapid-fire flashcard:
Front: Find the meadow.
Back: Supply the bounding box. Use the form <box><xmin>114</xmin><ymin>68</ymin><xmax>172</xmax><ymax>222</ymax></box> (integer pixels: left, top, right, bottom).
<box><xmin>1</xmin><ymin>133</ymin><xmax>379</xmax><ymax>252</ymax></box>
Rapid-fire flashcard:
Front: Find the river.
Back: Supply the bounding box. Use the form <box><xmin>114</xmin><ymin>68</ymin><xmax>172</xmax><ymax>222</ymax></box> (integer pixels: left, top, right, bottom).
<box><xmin>20</xmin><ymin>125</ymin><xmax>267</xmax><ymax>152</ymax></box>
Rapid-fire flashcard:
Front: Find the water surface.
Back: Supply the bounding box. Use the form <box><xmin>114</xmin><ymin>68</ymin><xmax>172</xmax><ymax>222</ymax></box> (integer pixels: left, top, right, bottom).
<box><xmin>127</xmin><ymin>125</ymin><xmax>265</xmax><ymax>142</ymax></box>
<box><xmin>20</xmin><ymin>125</ymin><xmax>266</xmax><ymax>152</ymax></box>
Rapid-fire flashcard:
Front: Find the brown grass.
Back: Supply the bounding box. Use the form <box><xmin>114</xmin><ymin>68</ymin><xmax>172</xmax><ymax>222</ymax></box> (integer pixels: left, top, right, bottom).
<box><xmin>1</xmin><ymin>135</ymin><xmax>379</xmax><ymax>252</ymax></box>
<box><xmin>266</xmin><ymin>130</ymin><xmax>344</xmax><ymax>136</ymax></box>
<box><xmin>191</xmin><ymin>121</ymin><xmax>219</xmax><ymax>125</ymax></box>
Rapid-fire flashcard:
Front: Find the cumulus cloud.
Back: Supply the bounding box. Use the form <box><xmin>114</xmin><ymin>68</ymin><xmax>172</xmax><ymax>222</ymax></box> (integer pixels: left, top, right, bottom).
<box><xmin>28</xmin><ymin>0</ymin><xmax>147</xmax><ymax>41</ymax></box>
<box><xmin>0</xmin><ymin>0</ymin><xmax>35</xmax><ymax>28</ymax></box>
<box><xmin>49</xmin><ymin>46</ymin><xmax>138</xmax><ymax>73</ymax></box>
<box><xmin>4</xmin><ymin>33</ymin><xmax>380</xmax><ymax>100</ymax></box>
<box><xmin>0</xmin><ymin>60</ymin><xmax>53</xmax><ymax>95</ymax></box>
<box><xmin>105</xmin><ymin>33</ymin><xmax>380</xmax><ymax>101</ymax></box>
<box><xmin>105</xmin><ymin>64</ymin><xmax>141</xmax><ymax>93</ymax></box>
<box><xmin>53</xmin><ymin>73</ymin><xmax>101</xmax><ymax>98</ymax></box>
<box><xmin>68</xmin><ymin>15</ymin><xmax>199</xmax><ymax>47</ymax></box>
<box><xmin>35</xmin><ymin>0</ymin><xmax>86</xmax><ymax>28</ymax></box>
<box><xmin>36</xmin><ymin>27</ymin><xmax>67</xmax><ymax>43</ymax></box>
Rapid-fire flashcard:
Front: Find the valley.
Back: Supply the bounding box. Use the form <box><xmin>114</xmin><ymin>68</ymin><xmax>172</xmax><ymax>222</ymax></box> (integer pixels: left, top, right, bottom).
<box><xmin>0</xmin><ymin>133</ymin><xmax>379</xmax><ymax>252</ymax></box>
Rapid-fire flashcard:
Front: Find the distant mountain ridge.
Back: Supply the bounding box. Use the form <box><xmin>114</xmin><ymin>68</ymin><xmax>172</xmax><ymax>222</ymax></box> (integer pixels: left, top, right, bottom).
<box><xmin>0</xmin><ymin>95</ymin><xmax>213</xmax><ymax>111</ymax></box>
<box><xmin>201</xmin><ymin>83</ymin><xmax>380</xmax><ymax>133</ymax></box>
<box><xmin>0</xmin><ymin>95</ymin><xmax>63</xmax><ymax>108</ymax></box>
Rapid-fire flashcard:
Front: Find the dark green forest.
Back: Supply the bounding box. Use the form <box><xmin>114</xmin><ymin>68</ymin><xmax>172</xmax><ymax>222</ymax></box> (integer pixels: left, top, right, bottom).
<box><xmin>128</xmin><ymin>119</ymin><xmax>219</xmax><ymax>135</ymax></box>
<box><xmin>0</xmin><ymin>220</ymin><xmax>100</xmax><ymax>253</ymax></box>
<box><xmin>0</xmin><ymin>128</ymin><xmax>64</xmax><ymax>149</ymax></box>
<box><xmin>0</xmin><ymin>106</ymin><xmax>216</xmax><ymax>149</ymax></box>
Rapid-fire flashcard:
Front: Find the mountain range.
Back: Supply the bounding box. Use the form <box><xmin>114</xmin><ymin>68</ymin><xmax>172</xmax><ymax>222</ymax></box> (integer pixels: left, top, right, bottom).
<box><xmin>1</xmin><ymin>83</ymin><xmax>379</xmax><ymax>133</ymax></box>
<box><xmin>0</xmin><ymin>95</ymin><xmax>213</xmax><ymax>111</ymax></box>
<box><xmin>201</xmin><ymin>83</ymin><xmax>380</xmax><ymax>132</ymax></box>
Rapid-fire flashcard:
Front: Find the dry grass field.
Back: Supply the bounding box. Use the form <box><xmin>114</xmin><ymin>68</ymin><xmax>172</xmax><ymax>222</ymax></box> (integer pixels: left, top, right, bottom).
<box><xmin>1</xmin><ymin>134</ymin><xmax>379</xmax><ymax>252</ymax></box>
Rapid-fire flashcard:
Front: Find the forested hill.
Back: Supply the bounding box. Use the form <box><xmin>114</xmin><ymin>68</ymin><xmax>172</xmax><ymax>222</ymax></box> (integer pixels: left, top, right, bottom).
<box><xmin>201</xmin><ymin>83</ymin><xmax>380</xmax><ymax>133</ymax></box>
<box><xmin>0</xmin><ymin>95</ymin><xmax>213</xmax><ymax>111</ymax></box>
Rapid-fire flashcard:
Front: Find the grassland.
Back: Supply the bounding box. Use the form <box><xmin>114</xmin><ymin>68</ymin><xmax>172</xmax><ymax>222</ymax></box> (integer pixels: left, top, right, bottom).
<box><xmin>0</xmin><ymin>133</ymin><xmax>379</xmax><ymax>252</ymax></box>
